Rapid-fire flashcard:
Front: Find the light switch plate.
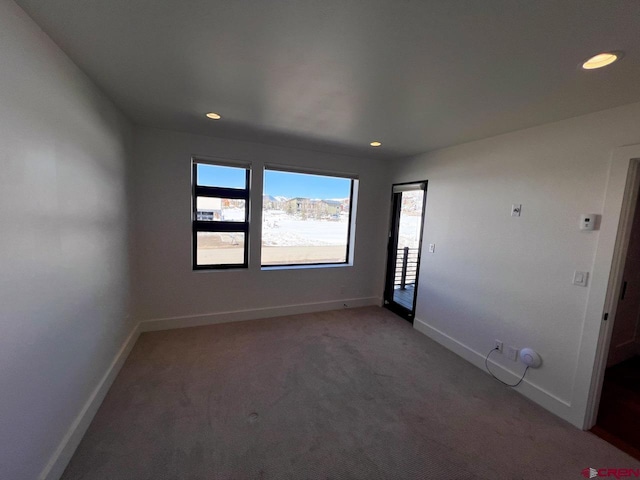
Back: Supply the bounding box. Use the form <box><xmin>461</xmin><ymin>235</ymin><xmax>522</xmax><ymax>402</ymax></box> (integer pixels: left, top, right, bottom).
<box><xmin>428</xmin><ymin>243</ymin><xmax>435</xmax><ymax>253</ymax></box>
<box><xmin>573</xmin><ymin>271</ymin><xmax>588</xmax><ymax>287</ymax></box>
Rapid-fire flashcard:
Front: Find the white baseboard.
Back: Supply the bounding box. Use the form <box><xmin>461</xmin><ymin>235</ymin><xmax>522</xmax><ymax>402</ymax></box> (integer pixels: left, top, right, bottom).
<box><xmin>39</xmin><ymin>323</ymin><xmax>141</xmax><ymax>480</ymax></box>
<box><xmin>413</xmin><ymin>317</ymin><xmax>579</xmax><ymax>428</ymax></box>
<box><xmin>140</xmin><ymin>297</ymin><xmax>382</xmax><ymax>332</ymax></box>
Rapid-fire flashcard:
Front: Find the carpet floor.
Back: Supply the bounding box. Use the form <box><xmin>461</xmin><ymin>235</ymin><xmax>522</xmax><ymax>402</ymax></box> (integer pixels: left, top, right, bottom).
<box><xmin>62</xmin><ymin>306</ymin><xmax>640</xmax><ymax>479</ymax></box>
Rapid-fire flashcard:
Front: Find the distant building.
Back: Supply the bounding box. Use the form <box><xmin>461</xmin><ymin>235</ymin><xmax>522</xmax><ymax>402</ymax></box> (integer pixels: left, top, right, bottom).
<box><xmin>323</xmin><ymin>200</ymin><xmax>342</xmax><ymax>216</ymax></box>
<box><xmin>196</xmin><ymin>198</ymin><xmax>247</xmax><ymax>220</ymax></box>
<box><xmin>262</xmin><ymin>195</ymin><xmax>349</xmax><ymax>218</ymax></box>
<box><xmin>196</xmin><ymin>197</ymin><xmax>222</xmax><ymax>221</ymax></box>
<box><xmin>263</xmin><ymin>195</ymin><xmax>280</xmax><ymax>210</ymax></box>
<box><xmin>284</xmin><ymin>198</ymin><xmax>344</xmax><ymax>218</ymax></box>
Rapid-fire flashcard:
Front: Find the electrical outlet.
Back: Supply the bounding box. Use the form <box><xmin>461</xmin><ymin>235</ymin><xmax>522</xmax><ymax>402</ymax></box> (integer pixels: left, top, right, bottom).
<box><xmin>507</xmin><ymin>346</ymin><xmax>519</xmax><ymax>361</ymax></box>
<box><xmin>494</xmin><ymin>340</ymin><xmax>503</xmax><ymax>353</ymax></box>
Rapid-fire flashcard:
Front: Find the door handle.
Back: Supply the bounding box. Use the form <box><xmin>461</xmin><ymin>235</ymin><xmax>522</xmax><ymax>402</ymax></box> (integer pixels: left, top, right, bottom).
<box><xmin>621</xmin><ymin>281</ymin><xmax>628</xmax><ymax>301</ymax></box>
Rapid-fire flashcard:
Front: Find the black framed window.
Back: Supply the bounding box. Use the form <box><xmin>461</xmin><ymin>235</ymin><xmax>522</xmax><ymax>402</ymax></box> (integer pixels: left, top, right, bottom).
<box><xmin>192</xmin><ymin>160</ymin><xmax>250</xmax><ymax>269</ymax></box>
<box><xmin>261</xmin><ymin>166</ymin><xmax>357</xmax><ymax>267</ymax></box>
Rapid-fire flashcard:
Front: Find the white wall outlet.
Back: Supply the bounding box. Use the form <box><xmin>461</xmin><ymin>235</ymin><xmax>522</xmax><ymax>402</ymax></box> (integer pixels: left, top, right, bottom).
<box><xmin>579</xmin><ymin>214</ymin><xmax>597</xmax><ymax>231</ymax></box>
<box><xmin>495</xmin><ymin>340</ymin><xmax>503</xmax><ymax>353</ymax></box>
<box><xmin>573</xmin><ymin>271</ymin><xmax>588</xmax><ymax>287</ymax></box>
<box><xmin>507</xmin><ymin>346</ymin><xmax>519</xmax><ymax>361</ymax></box>
<box><xmin>511</xmin><ymin>204</ymin><xmax>522</xmax><ymax>217</ymax></box>
<box><xmin>428</xmin><ymin>243</ymin><xmax>435</xmax><ymax>253</ymax></box>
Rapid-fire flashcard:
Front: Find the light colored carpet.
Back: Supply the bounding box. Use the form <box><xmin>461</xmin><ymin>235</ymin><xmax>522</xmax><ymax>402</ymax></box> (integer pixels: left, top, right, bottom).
<box><xmin>62</xmin><ymin>306</ymin><xmax>639</xmax><ymax>479</ymax></box>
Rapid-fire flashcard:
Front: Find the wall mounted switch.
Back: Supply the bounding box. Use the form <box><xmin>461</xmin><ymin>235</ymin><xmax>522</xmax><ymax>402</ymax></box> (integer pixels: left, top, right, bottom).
<box><xmin>428</xmin><ymin>243</ymin><xmax>435</xmax><ymax>253</ymax></box>
<box><xmin>507</xmin><ymin>346</ymin><xmax>519</xmax><ymax>361</ymax></box>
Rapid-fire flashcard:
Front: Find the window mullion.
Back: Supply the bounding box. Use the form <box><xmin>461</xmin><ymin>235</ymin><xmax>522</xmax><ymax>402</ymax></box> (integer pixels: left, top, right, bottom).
<box><xmin>195</xmin><ymin>185</ymin><xmax>249</xmax><ymax>200</ymax></box>
<box><xmin>194</xmin><ymin>221</ymin><xmax>248</xmax><ymax>233</ymax></box>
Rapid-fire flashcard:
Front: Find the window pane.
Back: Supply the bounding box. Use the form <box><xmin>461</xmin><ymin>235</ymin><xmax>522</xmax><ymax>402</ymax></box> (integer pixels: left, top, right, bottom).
<box><xmin>392</xmin><ymin>190</ymin><xmax>424</xmax><ymax>307</ymax></box>
<box><xmin>196</xmin><ymin>197</ymin><xmax>246</xmax><ymax>221</ymax></box>
<box><xmin>196</xmin><ymin>232</ymin><xmax>245</xmax><ymax>266</ymax></box>
<box><xmin>262</xmin><ymin>170</ymin><xmax>353</xmax><ymax>266</ymax></box>
<box><xmin>397</xmin><ymin>190</ymin><xmax>424</xmax><ymax>250</ymax></box>
<box><xmin>196</xmin><ymin>164</ymin><xmax>246</xmax><ymax>189</ymax></box>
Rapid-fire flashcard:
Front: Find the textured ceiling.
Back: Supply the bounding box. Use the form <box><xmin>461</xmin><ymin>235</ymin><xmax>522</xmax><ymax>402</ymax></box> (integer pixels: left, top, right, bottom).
<box><xmin>15</xmin><ymin>0</ymin><xmax>640</xmax><ymax>159</ymax></box>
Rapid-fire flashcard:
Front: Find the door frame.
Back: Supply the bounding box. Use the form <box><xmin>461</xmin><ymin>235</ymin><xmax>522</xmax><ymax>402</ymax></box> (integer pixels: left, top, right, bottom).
<box><xmin>582</xmin><ymin>145</ymin><xmax>640</xmax><ymax>429</ymax></box>
<box><xmin>383</xmin><ymin>181</ymin><xmax>428</xmax><ymax>322</ymax></box>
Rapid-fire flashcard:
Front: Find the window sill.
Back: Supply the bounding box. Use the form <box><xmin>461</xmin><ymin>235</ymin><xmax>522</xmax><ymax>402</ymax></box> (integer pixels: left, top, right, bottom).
<box><xmin>193</xmin><ymin>267</ymin><xmax>248</xmax><ymax>272</ymax></box>
<box><xmin>261</xmin><ymin>263</ymin><xmax>352</xmax><ymax>271</ymax></box>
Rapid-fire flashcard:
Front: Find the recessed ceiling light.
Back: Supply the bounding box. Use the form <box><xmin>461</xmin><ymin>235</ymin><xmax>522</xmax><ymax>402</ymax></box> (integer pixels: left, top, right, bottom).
<box><xmin>370</xmin><ymin>141</ymin><xmax>382</xmax><ymax>147</ymax></box>
<box><xmin>582</xmin><ymin>52</ymin><xmax>622</xmax><ymax>70</ymax></box>
<box><xmin>205</xmin><ymin>112</ymin><xmax>221</xmax><ymax>119</ymax></box>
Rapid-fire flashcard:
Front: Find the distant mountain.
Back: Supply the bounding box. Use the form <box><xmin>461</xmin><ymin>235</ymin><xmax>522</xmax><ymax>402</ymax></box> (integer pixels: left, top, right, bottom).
<box><xmin>264</xmin><ymin>195</ymin><xmax>347</xmax><ymax>202</ymax></box>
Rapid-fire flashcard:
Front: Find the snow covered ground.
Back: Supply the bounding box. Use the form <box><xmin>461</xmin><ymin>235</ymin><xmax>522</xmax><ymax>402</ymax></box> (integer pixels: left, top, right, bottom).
<box><xmin>219</xmin><ymin>207</ymin><xmax>421</xmax><ymax>248</ymax></box>
<box><xmin>262</xmin><ymin>210</ymin><xmax>348</xmax><ymax>246</ymax></box>
<box><xmin>397</xmin><ymin>214</ymin><xmax>422</xmax><ymax>249</ymax></box>
<box><xmin>198</xmin><ymin>208</ymin><xmax>348</xmax><ymax>265</ymax></box>
<box><xmin>220</xmin><ymin>208</ymin><xmax>348</xmax><ymax>246</ymax></box>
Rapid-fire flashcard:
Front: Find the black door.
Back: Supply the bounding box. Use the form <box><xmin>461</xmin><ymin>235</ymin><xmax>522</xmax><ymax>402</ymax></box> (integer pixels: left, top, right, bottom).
<box><xmin>384</xmin><ymin>182</ymin><xmax>427</xmax><ymax>322</ymax></box>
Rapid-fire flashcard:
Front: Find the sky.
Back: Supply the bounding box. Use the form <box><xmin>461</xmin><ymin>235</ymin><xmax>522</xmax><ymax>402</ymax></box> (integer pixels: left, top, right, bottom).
<box><xmin>197</xmin><ymin>164</ymin><xmax>351</xmax><ymax>199</ymax></box>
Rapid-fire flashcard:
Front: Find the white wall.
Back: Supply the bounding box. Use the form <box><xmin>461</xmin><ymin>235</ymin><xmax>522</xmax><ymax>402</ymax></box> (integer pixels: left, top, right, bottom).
<box><xmin>131</xmin><ymin>127</ymin><xmax>390</xmax><ymax>326</ymax></box>
<box><xmin>390</xmin><ymin>102</ymin><xmax>640</xmax><ymax>428</ymax></box>
<box><xmin>0</xmin><ymin>1</ymin><xmax>134</xmax><ymax>478</ymax></box>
